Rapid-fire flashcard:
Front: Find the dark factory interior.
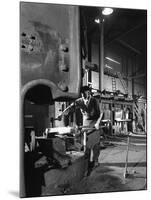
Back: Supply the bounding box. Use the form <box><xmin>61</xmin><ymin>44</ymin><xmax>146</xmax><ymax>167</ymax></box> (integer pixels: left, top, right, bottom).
<box><xmin>20</xmin><ymin>2</ymin><xmax>147</xmax><ymax>198</ymax></box>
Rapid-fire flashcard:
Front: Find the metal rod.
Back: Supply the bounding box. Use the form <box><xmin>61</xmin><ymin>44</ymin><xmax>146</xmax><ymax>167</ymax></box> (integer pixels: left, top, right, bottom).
<box><xmin>83</xmin><ymin>132</ymin><xmax>87</xmax><ymax>152</ymax></box>
<box><xmin>99</xmin><ymin>17</ymin><xmax>104</xmax><ymax>91</ymax></box>
<box><xmin>124</xmin><ymin>135</ymin><xmax>130</xmax><ymax>178</ymax></box>
<box><xmin>117</xmin><ymin>39</ymin><xmax>141</xmax><ymax>55</ymax></box>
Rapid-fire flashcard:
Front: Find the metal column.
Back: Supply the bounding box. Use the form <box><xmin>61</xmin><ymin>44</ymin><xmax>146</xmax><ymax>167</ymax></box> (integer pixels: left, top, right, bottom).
<box><xmin>99</xmin><ymin>18</ymin><xmax>104</xmax><ymax>91</ymax></box>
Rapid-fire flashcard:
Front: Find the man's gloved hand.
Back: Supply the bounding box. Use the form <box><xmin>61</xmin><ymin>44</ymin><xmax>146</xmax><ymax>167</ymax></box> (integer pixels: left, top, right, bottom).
<box><xmin>94</xmin><ymin>122</ymin><xmax>100</xmax><ymax>130</ymax></box>
<box><xmin>57</xmin><ymin>115</ymin><xmax>62</xmax><ymax>121</ymax></box>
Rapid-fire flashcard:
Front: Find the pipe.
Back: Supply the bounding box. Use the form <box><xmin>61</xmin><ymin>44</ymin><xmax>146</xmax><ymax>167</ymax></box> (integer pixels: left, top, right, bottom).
<box><xmin>124</xmin><ymin>135</ymin><xmax>130</xmax><ymax>178</ymax></box>
<box><xmin>99</xmin><ymin>18</ymin><xmax>104</xmax><ymax>91</ymax></box>
<box><xmin>129</xmin><ymin>73</ymin><xmax>146</xmax><ymax>79</ymax></box>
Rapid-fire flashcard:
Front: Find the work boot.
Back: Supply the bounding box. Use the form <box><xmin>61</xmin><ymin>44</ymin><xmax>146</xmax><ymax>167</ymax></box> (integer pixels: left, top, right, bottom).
<box><xmin>94</xmin><ymin>161</ymin><xmax>99</xmax><ymax>168</ymax></box>
<box><xmin>100</xmin><ymin>141</ymin><xmax>106</xmax><ymax>149</ymax></box>
<box><xmin>86</xmin><ymin>161</ymin><xmax>95</xmax><ymax>176</ymax></box>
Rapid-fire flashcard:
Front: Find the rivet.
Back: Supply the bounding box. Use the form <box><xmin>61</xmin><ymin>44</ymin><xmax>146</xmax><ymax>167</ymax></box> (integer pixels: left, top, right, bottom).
<box><xmin>60</xmin><ymin>44</ymin><xmax>69</xmax><ymax>52</ymax></box>
<box><xmin>59</xmin><ymin>64</ymin><xmax>69</xmax><ymax>72</ymax></box>
<box><xmin>58</xmin><ymin>82</ymin><xmax>68</xmax><ymax>92</ymax></box>
<box><xmin>22</xmin><ymin>32</ymin><xmax>26</xmax><ymax>37</ymax></box>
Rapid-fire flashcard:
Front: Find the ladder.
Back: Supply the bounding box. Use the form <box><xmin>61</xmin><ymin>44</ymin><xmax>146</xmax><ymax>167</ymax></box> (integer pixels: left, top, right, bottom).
<box><xmin>117</xmin><ymin>72</ymin><xmax>128</xmax><ymax>94</ymax></box>
<box><xmin>112</xmin><ymin>77</ymin><xmax>116</xmax><ymax>92</ymax></box>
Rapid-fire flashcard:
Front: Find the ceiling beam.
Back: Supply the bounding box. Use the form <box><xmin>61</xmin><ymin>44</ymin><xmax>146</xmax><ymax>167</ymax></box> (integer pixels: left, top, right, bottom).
<box><xmin>105</xmin><ymin>22</ymin><xmax>146</xmax><ymax>47</ymax></box>
<box><xmin>116</xmin><ymin>39</ymin><xmax>142</xmax><ymax>55</ymax></box>
<box><xmin>128</xmin><ymin>73</ymin><xmax>146</xmax><ymax>79</ymax></box>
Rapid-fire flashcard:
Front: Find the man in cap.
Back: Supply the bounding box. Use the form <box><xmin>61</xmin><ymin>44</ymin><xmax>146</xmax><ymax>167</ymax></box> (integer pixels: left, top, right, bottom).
<box><xmin>59</xmin><ymin>85</ymin><xmax>103</xmax><ymax>175</ymax></box>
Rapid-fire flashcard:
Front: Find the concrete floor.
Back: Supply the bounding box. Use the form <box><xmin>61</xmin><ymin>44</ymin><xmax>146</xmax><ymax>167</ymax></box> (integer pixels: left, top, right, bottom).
<box><xmin>34</xmin><ymin>133</ymin><xmax>147</xmax><ymax>197</ymax></box>
<box><xmin>59</xmin><ymin>134</ymin><xmax>147</xmax><ymax>195</ymax></box>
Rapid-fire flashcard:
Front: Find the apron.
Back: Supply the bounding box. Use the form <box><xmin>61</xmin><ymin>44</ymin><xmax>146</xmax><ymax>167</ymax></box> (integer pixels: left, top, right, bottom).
<box><xmin>83</xmin><ymin>118</ymin><xmax>100</xmax><ymax>149</ymax></box>
<box><xmin>76</xmin><ymin>96</ymin><xmax>101</xmax><ymax>150</ymax></box>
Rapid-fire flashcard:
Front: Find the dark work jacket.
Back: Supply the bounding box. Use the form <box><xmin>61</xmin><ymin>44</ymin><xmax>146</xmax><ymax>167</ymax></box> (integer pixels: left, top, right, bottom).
<box><xmin>75</xmin><ymin>96</ymin><xmax>100</xmax><ymax>121</ymax></box>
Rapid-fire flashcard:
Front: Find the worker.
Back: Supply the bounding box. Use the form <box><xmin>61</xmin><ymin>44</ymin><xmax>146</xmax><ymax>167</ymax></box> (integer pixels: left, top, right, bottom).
<box><xmin>58</xmin><ymin>85</ymin><xmax>104</xmax><ymax>175</ymax></box>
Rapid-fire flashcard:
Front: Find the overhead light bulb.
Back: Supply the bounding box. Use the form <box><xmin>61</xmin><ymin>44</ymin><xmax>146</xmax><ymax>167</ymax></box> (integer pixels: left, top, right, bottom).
<box><xmin>94</xmin><ymin>18</ymin><xmax>100</xmax><ymax>24</ymax></box>
<box><xmin>102</xmin><ymin>8</ymin><xmax>113</xmax><ymax>15</ymax></box>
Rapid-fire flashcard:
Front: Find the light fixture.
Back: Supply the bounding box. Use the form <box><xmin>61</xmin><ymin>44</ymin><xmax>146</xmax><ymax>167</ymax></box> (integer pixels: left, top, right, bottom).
<box><xmin>102</xmin><ymin>8</ymin><xmax>113</xmax><ymax>15</ymax></box>
<box><xmin>105</xmin><ymin>64</ymin><xmax>112</xmax><ymax>69</ymax></box>
<box><xmin>94</xmin><ymin>18</ymin><xmax>105</xmax><ymax>24</ymax></box>
<box><xmin>105</xmin><ymin>57</ymin><xmax>120</xmax><ymax>64</ymax></box>
<box><xmin>94</xmin><ymin>18</ymin><xmax>100</xmax><ymax>24</ymax></box>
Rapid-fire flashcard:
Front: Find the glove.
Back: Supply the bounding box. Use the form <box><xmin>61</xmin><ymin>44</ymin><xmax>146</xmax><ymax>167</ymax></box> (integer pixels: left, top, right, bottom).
<box><xmin>94</xmin><ymin>122</ymin><xmax>100</xmax><ymax>130</ymax></box>
<box><xmin>57</xmin><ymin>115</ymin><xmax>62</xmax><ymax>121</ymax></box>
